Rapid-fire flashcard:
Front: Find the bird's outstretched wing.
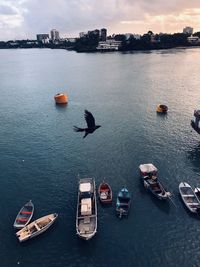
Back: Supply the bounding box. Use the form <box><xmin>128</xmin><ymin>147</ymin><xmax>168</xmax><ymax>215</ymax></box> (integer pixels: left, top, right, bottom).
<box><xmin>84</xmin><ymin>110</ymin><xmax>95</xmax><ymax>128</ymax></box>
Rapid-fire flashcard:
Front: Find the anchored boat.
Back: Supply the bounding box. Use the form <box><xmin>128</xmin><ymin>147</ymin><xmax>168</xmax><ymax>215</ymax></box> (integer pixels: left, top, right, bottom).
<box><xmin>139</xmin><ymin>163</ymin><xmax>171</xmax><ymax>200</ymax></box>
<box><xmin>98</xmin><ymin>182</ymin><xmax>112</xmax><ymax>204</ymax></box>
<box><xmin>179</xmin><ymin>182</ymin><xmax>200</xmax><ymax>214</ymax></box>
<box><xmin>16</xmin><ymin>213</ymin><xmax>58</xmax><ymax>242</ymax></box>
<box><xmin>13</xmin><ymin>200</ymin><xmax>34</xmax><ymax>230</ymax></box>
<box><xmin>116</xmin><ymin>187</ymin><xmax>131</xmax><ymax>218</ymax></box>
<box><xmin>76</xmin><ymin>178</ymin><xmax>97</xmax><ymax>240</ymax></box>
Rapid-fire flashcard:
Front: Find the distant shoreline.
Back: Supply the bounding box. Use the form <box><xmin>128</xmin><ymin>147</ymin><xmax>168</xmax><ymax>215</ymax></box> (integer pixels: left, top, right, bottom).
<box><xmin>1</xmin><ymin>44</ymin><xmax>200</xmax><ymax>53</ymax></box>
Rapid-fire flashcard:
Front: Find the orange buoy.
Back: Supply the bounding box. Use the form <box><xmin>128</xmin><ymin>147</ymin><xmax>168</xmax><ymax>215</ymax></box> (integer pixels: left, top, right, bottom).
<box><xmin>54</xmin><ymin>93</ymin><xmax>68</xmax><ymax>104</ymax></box>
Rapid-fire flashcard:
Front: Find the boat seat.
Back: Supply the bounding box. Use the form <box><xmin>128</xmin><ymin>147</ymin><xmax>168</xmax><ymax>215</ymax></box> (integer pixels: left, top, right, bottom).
<box><xmin>182</xmin><ymin>194</ymin><xmax>195</xmax><ymax>197</ymax></box>
<box><xmin>188</xmin><ymin>203</ymin><xmax>200</xmax><ymax>206</ymax></box>
<box><xmin>101</xmin><ymin>188</ymin><xmax>109</xmax><ymax>192</ymax></box>
<box><xmin>17</xmin><ymin>218</ymin><xmax>29</xmax><ymax>222</ymax></box>
<box><xmin>21</xmin><ymin>211</ymin><xmax>32</xmax><ymax>215</ymax></box>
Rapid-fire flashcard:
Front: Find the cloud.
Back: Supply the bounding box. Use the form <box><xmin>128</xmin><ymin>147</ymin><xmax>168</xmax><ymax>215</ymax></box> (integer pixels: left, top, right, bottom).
<box><xmin>1</xmin><ymin>0</ymin><xmax>200</xmax><ymax>40</ymax></box>
<box><xmin>0</xmin><ymin>5</ymin><xmax>17</xmax><ymax>15</ymax></box>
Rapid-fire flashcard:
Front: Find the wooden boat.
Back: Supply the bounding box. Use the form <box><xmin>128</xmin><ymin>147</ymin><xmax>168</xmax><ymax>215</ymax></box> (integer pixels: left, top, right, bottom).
<box><xmin>13</xmin><ymin>200</ymin><xmax>34</xmax><ymax>229</ymax></box>
<box><xmin>156</xmin><ymin>104</ymin><xmax>168</xmax><ymax>114</ymax></box>
<box><xmin>98</xmin><ymin>182</ymin><xmax>112</xmax><ymax>204</ymax></box>
<box><xmin>116</xmin><ymin>187</ymin><xmax>131</xmax><ymax>218</ymax></box>
<box><xmin>54</xmin><ymin>93</ymin><xmax>68</xmax><ymax>104</ymax></box>
<box><xmin>16</xmin><ymin>213</ymin><xmax>58</xmax><ymax>242</ymax></box>
<box><xmin>76</xmin><ymin>178</ymin><xmax>97</xmax><ymax>240</ymax></box>
<box><xmin>179</xmin><ymin>182</ymin><xmax>200</xmax><ymax>213</ymax></box>
<box><xmin>139</xmin><ymin>163</ymin><xmax>171</xmax><ymax>200</ymax></box>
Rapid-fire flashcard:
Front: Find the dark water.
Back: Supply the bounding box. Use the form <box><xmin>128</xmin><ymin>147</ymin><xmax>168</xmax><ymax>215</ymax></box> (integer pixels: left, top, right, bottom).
<box><xmin>1</xmin><ymin>48</ymin><xmax>200</xmax><ymax>267</ymax></box>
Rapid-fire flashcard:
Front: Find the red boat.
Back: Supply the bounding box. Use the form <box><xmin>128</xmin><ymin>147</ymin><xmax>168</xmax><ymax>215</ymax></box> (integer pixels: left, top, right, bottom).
<box><xmin>98</xmin><ymin>182</ymin><xmax>112</xmax><ymax>204</ymax></box>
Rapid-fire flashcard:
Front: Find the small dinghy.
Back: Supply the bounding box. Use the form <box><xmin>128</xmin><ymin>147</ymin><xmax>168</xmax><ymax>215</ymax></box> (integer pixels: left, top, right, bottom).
<box><xmin>13</xmin><ymin>200</ymin><xmax>34</xmax><ymax>229</ymax></box>
<box><xmin>98</xmin><ymin>182</ymin><xmax>112</xmax><ymax>204</ymax></box>
<box><xmin>139</xmin><ymin>163</ymin><xmax>171</xmax><ymax>200</ymax></box>
<box><xmin>16</xmin><ymin>213</ymin><xmax>58</xmax><ymax>242</ymax></box>
<box><xmin>116</xmin><ymin>187</ymin><xmax>131</xmax><ymax>218</ymax></box>
<box><xmin>179</xmin><ymin>182</ymin><xmax>200</xmax><ymax>214</ymax></box>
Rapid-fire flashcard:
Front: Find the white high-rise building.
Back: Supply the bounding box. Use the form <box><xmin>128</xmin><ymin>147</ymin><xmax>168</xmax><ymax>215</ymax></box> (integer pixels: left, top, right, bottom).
<box><xmin>50</xmin><ymin>29</ymin><xmax>60</xmax><ymax>42</ymax></box>
<box><xmin>183</xmin><ymin>26</ymin><xmax>193</xmax><ymax>35</ymax></box>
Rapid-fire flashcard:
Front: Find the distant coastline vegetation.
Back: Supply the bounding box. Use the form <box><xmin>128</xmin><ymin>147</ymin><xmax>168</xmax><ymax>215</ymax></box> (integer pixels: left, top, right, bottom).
<box><xmin>1</xmin><ymin>30</ymin><xmax>200</xmax><ymax>52</ymax></box>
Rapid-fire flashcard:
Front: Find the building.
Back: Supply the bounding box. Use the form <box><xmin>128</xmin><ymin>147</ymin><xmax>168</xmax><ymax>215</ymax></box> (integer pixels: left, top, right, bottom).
<box><xmin>79</xmin><ymin>32</ymin><xmax>87</xmax><ymax>38</ymax></box>
<box><xmin>88</xmin><ymin>29</ymin><xmax>100</xmax><ymax>38</ymax></box>
<box><xmin>36</xmin><ymin>34</ymin><xmax>49</xmax><ymax>44</ymax></box>
<box><xmin>96</xmin><ymin>39</ymin><xmax>122</xmax><ymax>51</ymax></box>
<box><xmin>183</xmin><ymin>26</ymin><xmax>193</xmax><ymax>35</ymax></box>
<box><xmin>50</xmin><ymin>29</ymin><xmax>60</xmax><ymax>43</ymax></box>
<box><xmin>100</xmin><ymin>28</ymin><xmax>107</xmax><ymax>41</ymax></box>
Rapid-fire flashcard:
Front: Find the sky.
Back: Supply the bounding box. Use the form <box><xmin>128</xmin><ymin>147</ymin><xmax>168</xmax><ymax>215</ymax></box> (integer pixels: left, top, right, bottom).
<box><xmin>1</xmin><ymin>0</ymin><xmax>200</xmax><ymax>41</ymax></box>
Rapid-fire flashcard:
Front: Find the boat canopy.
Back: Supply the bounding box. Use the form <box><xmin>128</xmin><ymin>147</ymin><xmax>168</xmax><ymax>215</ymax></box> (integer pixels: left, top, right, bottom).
<box><xmin>81</xmin><ymin>198</ymin><xmax>92</xmax><ymax>216</ymax></box>
<box><xmin>139</xmin><ymin>163</ymin><xmax>157</xmax><ymax>174</ymax></box>
<box><xmin>80</xmin><ymin>183</ymin><xmax>91</xmax><ymax>193</ymax></box>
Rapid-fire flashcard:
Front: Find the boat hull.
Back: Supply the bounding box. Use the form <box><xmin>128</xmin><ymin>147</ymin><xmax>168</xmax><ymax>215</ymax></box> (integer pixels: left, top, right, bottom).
<box><xmin>143</xmin><ymin>180</ymin><xmax>170</xmax><ymax>200</ymax></box>
<box><xmin>179</xmin><ymin>182</ymin><xmax>200</xmax><ymax>213</ymax></box>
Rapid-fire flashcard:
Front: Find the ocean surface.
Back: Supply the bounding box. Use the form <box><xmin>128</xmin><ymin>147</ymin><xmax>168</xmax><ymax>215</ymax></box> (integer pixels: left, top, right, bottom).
<box><xmin>1</xmin><ymin>47</ymin><xmax>200</xmax><ymax>267</ymax></box>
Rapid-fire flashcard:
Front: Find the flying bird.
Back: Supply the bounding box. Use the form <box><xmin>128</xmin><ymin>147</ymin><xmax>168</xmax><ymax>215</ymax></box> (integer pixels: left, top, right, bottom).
<box><xmin>73</xmin><ymin>110</ymin><xmax>101</xmax><ymax>138</ymax></box>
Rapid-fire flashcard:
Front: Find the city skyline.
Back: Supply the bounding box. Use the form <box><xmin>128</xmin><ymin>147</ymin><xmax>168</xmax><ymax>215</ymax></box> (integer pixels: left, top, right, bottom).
<box><xmin>1</xmin><ymin>0</ymin><xmax>200</xmax><ymax>41</ymax></box>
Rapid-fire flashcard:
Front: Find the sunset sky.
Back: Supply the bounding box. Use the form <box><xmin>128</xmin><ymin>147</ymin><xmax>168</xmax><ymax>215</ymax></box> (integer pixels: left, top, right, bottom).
<box><xmin>1</xmin><ymin>0</ymin><xmax>200</xmax><ymax>40</ymax></box>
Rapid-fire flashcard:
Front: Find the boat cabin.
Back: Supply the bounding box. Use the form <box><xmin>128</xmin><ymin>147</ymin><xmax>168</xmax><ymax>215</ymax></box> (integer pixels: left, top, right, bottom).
<box><xmin>139</xmin><ymin>163</ymin><xmax>158</xmax><ymax>179</ymax></box>
<box><xmin>79</xmin><ymin>182</ymin><xmax>93</xmax><ymax>198</ymax></box>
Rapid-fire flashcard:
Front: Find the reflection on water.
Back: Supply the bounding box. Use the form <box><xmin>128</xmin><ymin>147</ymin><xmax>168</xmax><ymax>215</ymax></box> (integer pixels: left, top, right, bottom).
<box><xmin>187</xmin><ymin>142</ymin><xmax>200</xmax><ymax>171</ymax></box>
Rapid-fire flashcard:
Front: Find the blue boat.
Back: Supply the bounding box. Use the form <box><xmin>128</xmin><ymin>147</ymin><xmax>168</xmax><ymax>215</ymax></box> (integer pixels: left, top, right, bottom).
<box><xmin>191</xmin><ymin>110</ymin><xmax>200</xmax><ymax>134</ymax></box>
<box><xmin>116</xmin><ymin>188</ymin><xmax>131</xmax><ymax>218</ymax></box>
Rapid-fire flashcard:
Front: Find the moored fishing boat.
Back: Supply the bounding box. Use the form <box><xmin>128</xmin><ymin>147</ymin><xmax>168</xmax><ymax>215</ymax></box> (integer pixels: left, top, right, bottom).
<box><xmin>13</xmin><ymin>200</ymin><xmax>34</xmax><ymax>229</ymax></box>
<box><xmin>98</xmin><ymin>182</ymin><xmax>112</xmax><ymax>204</ymax></box>
<box><xmin>16</xmin><ymin>213</ymin><xmax>58</xmax><ymax>242</ymax></box>
<box><xmin>179</xmin><ymin>182</ymin><xmax>200</xmax><ymax>214</ymax></box>
<box><xmin>54</xmin><ymin>93</ymin><xmax>68</xmax><ymax>104</ymax></box>
<box><xmin>116</xmin><ymin>187</ymin><xmax>131</xmax><ymax>218</ymax></box>
<box><xmin>139</xmin><ymin>163</ymin><xmax>171</xmax><ymax>200</ymax></box>
<box><xmin>76</xmin><ymin>178</ymin><xmax>97</xmax><ymax>240</ymax></box>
